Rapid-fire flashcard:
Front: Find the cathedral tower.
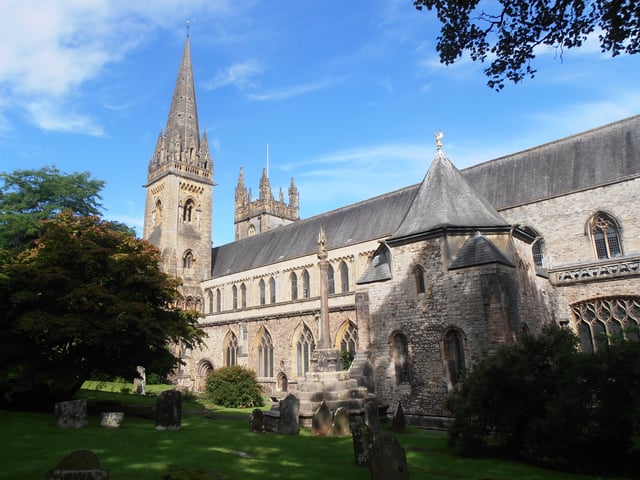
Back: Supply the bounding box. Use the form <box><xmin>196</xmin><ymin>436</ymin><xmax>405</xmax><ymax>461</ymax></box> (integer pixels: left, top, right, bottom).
<box><xmin>143</xmin><ymin>34</ymin><xmax>213</xmax><ymax>308</ymax></box>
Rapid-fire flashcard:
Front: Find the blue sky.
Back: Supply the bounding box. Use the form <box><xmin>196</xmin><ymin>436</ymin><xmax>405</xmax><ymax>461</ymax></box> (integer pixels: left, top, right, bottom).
<box><xmin>1</xmin><ymin>0</ymin><xmax>639</xmax><ymax>246</ymax></box>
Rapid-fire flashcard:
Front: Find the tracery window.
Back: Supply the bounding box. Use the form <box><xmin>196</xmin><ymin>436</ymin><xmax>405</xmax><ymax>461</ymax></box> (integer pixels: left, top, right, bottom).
<box><xmin>258</xmin><ymin>330</ymin><xmax>274</xmax><ymax>377</ymax></box>
<box><xmin>291</xmin><ymin>272</ymin><xmax>298</xmax><ymax>301</ymax></box>
<box><xmin>259</xmin><ymin>279</ymin><xmax>266</xmax><ymax>305</ymax></box>
<box><xmin>391</xmin><ymin>332</ymin><xmax>409</xmax><ymax>384</ymax></box>
<box><xmin>269</xmin><ymin>276</ymin><xmax>276</xmax><ymax>304</ymax></box>
<box><xmin>571</xmin><ymin>297</ymin><xmax>640</xmax><ymax>353</ymax></box>
<box><xmin>340</xmin><ymin>261</ymin><xmax>349</xmax><ymax>293</ymax></box>
<box><xmin>444</xmin><ymin>329</ymin><xmax>466</xmax><ymax>386</ymax></box>
<box><xmin>590</xmin><ymin>212</ymin><xmax>622</xmax><ymax>259</ymax></box>
<box><xmin>302</xmin><ymin>269</ymin><xmax>310</xmax><ymax>298</ymax></box>
<box><xmin>183</xmin><ymin>198</ymin><xmax>195</xmax><ymax>222</ymax></box>
<box><xmin>232</xmin><ymin>285</ymin><xmax>238</xmax><ymax>310</ymax></box>
<box><xmin>225</xmin><ymin>331</ymin><xmax>238</xmax><ymax>367</ymax></box>
<box><xmin>413</xmin><ymin>265</ymin><xmax>426</xmax><ymax>294</ymax></box>
<box><xmin>339</xmin><ymin>321</ymin><xmax>358</xmax><ymax>357</ymax></box>
<box><xmin>183</xmin><ymin>250</ymin><xmax>194</xmax><ymax>269</ymax></box>
<box><xmin>327</xmin><ymin>264</ymin><xmax>335</xmax><ymax>295</ymax></box>
<box><xmin>532</xmin><ymin>239</ymin><xmax>544</xmax><ymax>267</ymax></box>
<box><xmin>240</xmin><ymin>283</ymin><xmax>247</xmax><ymax>309</ymax></box>
<box><xmin>296</xmin><ymin>325</ymin><xmax>316</xmax><ymax>377</ymax></box>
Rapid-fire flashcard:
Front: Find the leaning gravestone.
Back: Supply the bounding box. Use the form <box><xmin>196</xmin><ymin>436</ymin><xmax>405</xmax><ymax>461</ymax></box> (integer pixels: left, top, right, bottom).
<box><xmin>391</xmin><ymin>401</ymin><xmax>406</xmax><ymax>433</ymax></box>
<box><xmin>311</xmin><ymin>400</ymin><xmax>332</xmax><ymax>436</ymax></box>
<box><xmin>100</xmin><ymin>412</ymin><xmax>125</xmax><ymax>428</ymax></box>
<box><xmin>45</xmin><ymin>449</ymin><xmax>109</xmax><ymax>480</ymax></box>
<box><xmin>363</xmin><ymin>399</ymin><xmax>380</xmax><ymax>434</ymax></box>
<box><xmin>332</xmin><ymin>406</ymin><xmax>351</xmax><ymax>436</ymax></box>
<box><xmin>54</xmin><ymin>399</ymin><xmax>88</xmax><ymax>428</ymax></box>
<box><xmin>351</xmin><ymin>422</ymin><xmax>373</xmax><ymax>467</ymax></box>
<box><xmin>155</xmin><ymin>389</ymin><xmax>182</xmax><ymax>430</ymax></box>
<box><xmin>277</xmin><ymin>394</ymin><xmax>300</xmax><ymax>435</ymax></box>
<box><xmin>369</xmin><ymin>433</ymin><xmax>409</xmax><ymax>479</ymax></box>
<box><xmin>249</xmin><ymin>408</ymin><xmax>264</xmax><ymax>433</ymax></box>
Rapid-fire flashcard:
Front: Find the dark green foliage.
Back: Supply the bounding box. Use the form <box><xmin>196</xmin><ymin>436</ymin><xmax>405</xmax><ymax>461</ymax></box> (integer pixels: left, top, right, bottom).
<box><xmin>414</xmin><ymin>0</ymin><xmax>640</xmax><ymax>90</ymax></box>
<box><xmin>205</xmin><ymin>366</ymin><xmax>264</xmax><ymax>408</ymax></box>
<box><xmin>340</xmin><ymin>349</ymin><xmax>354</xmax><ymax>370</ymax></box>
<box><xmin>447</xmin><ymin>324</ymin><xmax>640</xmax><ymax>473</ymax></box>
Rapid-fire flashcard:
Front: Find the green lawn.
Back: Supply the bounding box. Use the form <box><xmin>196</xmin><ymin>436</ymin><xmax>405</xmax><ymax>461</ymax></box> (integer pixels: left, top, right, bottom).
<box><xmin>0</xmin><ymin>388</ymin><xmax>629</xmax><ymax>480</ymax></box>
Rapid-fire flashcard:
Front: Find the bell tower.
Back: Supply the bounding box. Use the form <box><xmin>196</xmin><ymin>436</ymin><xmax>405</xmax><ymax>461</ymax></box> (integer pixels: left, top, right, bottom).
<box><xmin>143</xmin><ymin>33</ymin><xmax>213</xmax><ymax>307</ymax></box>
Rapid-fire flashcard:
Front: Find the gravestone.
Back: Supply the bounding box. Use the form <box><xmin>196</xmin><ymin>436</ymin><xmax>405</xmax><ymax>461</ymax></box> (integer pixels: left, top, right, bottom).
<box><xmin>54</xmin><ymin>399</ymin><xmax>88</xmax><ymax>428</ymax></box>
<box><xmin>133</xmin><ymin>365</ymin><xmax>146</xmax><ymax>395</ymax></box>
<box><xmin>369</xmin><ymin>433</ymin><xmax>409</xmax><ymax>480</ymax></box>
<box><xmin>311</xmin><ymin>400</ymin><xmax>332</xmax><ymax>436</ymax></box>
<box><xmin>391</xmin><ymin>401</ymin><xmax>406</xmax><ymax>433</ymax></box>
<box><xmin>155</xmin><ymin>389</ymin><xmax>182</xmax><ymax>430</ymax></box>
<box><xmin>45</xmin><ymin>449</ymin><xmax>109</xmax><ymax>480</ymax></box>
<box><xmin>363</xmin><ymin>399</ymin><xmax>380</xmax><ymax>434</ymax></box>
<box><xmin>278</xmin><ymin>394</ymin><xmax>300</xmax><ymax>435</ymax></box>
<box><xmin>332</xmin><ymin>406</ymin><xmax>351</xmax><ymax>436</ymax></box>
<box><xmin>249</xmin><ymin>408</ymin><xmax>264</xmax><ymax>432</ymax></box>
<box><xmin>100</xmin><ymin>412</ymin><xmax>125</xmax><ymax>428</ymax></box>
<box><xmin>351</xmin><ymin>422</ymin><xmax>373</xmax><ymax>467</ymax></box>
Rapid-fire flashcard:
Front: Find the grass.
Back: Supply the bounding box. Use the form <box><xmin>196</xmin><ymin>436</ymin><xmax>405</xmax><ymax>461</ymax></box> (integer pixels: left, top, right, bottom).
<box><xmin>0</xmin><ymin>387</ymin><xmax>631</xmax><ymax>480</ymax></box>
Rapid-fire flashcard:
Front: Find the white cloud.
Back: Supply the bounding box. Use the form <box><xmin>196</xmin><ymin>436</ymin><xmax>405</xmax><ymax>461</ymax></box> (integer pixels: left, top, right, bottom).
<box><xmin>26</xmin><ymin>100</ymin><xmax>104</xmax><ymax>136</ymax></box>
<box><xmin>247</xmin><ymin>77</ymin><xmax>347</xmax><ymax>101</ymax></box>
<box><xmin>204</xmin><ymin>60</ymin><xmax>263</xmax><ymax>90</ymax></box>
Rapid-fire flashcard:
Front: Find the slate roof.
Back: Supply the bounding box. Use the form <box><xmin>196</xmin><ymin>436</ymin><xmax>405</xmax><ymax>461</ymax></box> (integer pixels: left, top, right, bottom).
<box><xmin>357</xmin><ymin>249</ymin><xmax>392</xmax><ymax>285</ymax></box>
<box><xmin>449</xmin><ymin>234</ymin><xmax>514</xmax><ymax>270</ymax></box>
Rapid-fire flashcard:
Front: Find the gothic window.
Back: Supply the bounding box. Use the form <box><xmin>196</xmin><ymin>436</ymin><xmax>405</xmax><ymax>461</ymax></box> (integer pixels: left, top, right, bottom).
<box><xmin>391</xmin><ymin>332</ymin><xmax>409</xmax><ymax>384</ymax></box>
<box><xmin>216</xmin><ymin>288</ymin><xmax>221</xmax><ymax>312</ymax></box>
<box><xmin>589</xmin><ymin>212</ymin><xmax>622</xmax><ymax>259</ymax></box>
<box><xmin>183</xmin><ymin>250</ymin><xmax>194</xmax><ymax>269</ymax></box>
<box><xmin>532</xmin><ymin>239</ymin><xmax>544</xmax><ymax>267</ymax></box>
<box><xmin>291</xmin><ymin>272</ymin><xmax>298</xmax><ymax>301</ymax></box>
<box><xmin>302</xmin><ymin>269</ymin><xmax>310</xmax><ymax>298</ymax></box>
<box><xmin>232</xmin><ymin>285</ymin><xmax>238</xmax><ymax>310</ymax></box>
<box><xmin>327</xmin><ymin>264</ymin><xmax>335</xmax><ymax>295</ymax></box>
<box><xmin>224</xmin><ymin>331</ymin><xmax>238</xmax><ymax>367</ymax></box>
<box><xmin>269</xmin><ymin>276</ymin><xmax>276</xmax><ymax>304</ymax></box>
<box><xmin>240</xmin><ymin>283</ymin><xmax>247</xmax><ymax>309</ymax></box>
<box><xmin>296</xmin><ymin>324</ymin><xmax>316</xmax><ymax>377</ymax></box>
<box><xmin>340</xmin><ymin>261</ymin><xmax>349</xmax><ymax>293</ymax></box>
<box><xmin>247</xmin><ymin>224</ymin><xmax>256</xmax><ymax>237</ymax></box>
<box><xmin>153</xmin><ymin>199</ymin><xmax>163</xmax><ymax>225</ymax></box>
<box><xmin>185</xmin><ymin>296</ymin><xmax>194</xmax><ymax>310</ymax></box>
<box><xmin>444</xmin><ymin>329</ymin><xmax>466</xmax><ymax>386</ymax></box>
<box><xmin>413</xmin><ymin>265</ymin><xmax>426</xmax><ymax>294</ymax></box>
<box><xmin>339</xmin><ymin>321</ymin><xmax>358</xmax><ymax>357</ymax></box>
<box><xmin>258</xmin><ymin>329</ymin><xmax>274</xmax><ymax>378</ymax></box>
<box><xmin>259</xmin><ymin>279</ymin><xmax>266</xmax><ymax>305</ymax></box>
<box><xmin>571</xmin><ymin>297</ymin><xmax>640</xmax><ymax>352</ymax></box>
<box><xmin>195</xmin><ymin>298</ymin><xmax>202</xmax><ymax>313</ymax></box>
<box><xmin>183</xmin><ymin>198</ymin><xmax>195</xmax><ymax>222</ymax></box>
<box><xmin>277</xmin><ymin>372</ymin><xmax>288</xmax><ymax>392</ymax></box>
<box><xmin>207</xmin><ymin>290</ymin><xmax>214</xmax><ymax>314</ymax></box>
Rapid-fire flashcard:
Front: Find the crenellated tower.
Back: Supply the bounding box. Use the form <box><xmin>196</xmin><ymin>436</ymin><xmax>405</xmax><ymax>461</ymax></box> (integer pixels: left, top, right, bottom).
<box><xmin>234</xmin><ymin>167</ymin><xmax>299</xmax><ymax>240</ymax></box>
<box><xmin>143</xmin><ymin>34</ymin><xmax>213</xmax><ymax>308</ymax></box>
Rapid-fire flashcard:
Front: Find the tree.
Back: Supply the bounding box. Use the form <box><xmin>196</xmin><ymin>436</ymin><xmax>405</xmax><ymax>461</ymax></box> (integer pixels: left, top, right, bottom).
<box><xmin>0</xmin><ymin>212</ymin><xmax>205</xmax><ymax>409</ymax></box>
<box><xmin>414</xmin><ymin>0</ymin><xmax>640</xmax><ymax>89</ymax></box>
<box><xmin>0</xmin><ymin>166</ymin><xmax>104</xmax><ymax>250</ymax></box>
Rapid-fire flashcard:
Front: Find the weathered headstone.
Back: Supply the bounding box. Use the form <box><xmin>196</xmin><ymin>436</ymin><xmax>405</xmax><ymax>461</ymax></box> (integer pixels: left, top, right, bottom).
<box><xmin>45</xmin><ymin>449</ymin><xmax>109</xmax><ymax>480</ymax></box>
<box><xmin>155</xmin><ymin>389</ymin><xmax>182</xmax><ymax>430</ymax></box>
<box><xmin>278</xmin><ymin>393</ymin><xmax>300</xmax><ymax>435</ymax></box>
<box><xmin>54</xmin><ymin>399</ymin><xmax>88</xmax><ymax>428</ymax></box>
<box><xmin>363</xmin><ymin>399</ymin><xmax>380</xmax><ymax>434</ymax></box>
<box><xmin>249</xmin><ymin>408</ymin><xmax>264</xmax><ymax>432</ymax></box>
<box><xmin>351</xmin><ymin>422</ymin><xmax>373</xmax><ymax>467</ymax></box>
<box><xmin>369</xmin><ymin>433</ymin><xmax>409</xmax><ymax>480</ymax></box>
<box><xmin>332</xmin><ymin>406</ymin><xmax>351</xmax><ymax>436</ymax></box>
<box><xmin>100</xmin><ymin>412</ymin><xmax>125</xmax><ymax>428</ymax></box>
<box><xmin>311</xmin><ymin>400</ymin><xmax>332</xmax><ymax>436</ymax></box>
<box><xmin>391</xmin><ymin>401</ymin><xmax>406</xmax><ymax>433</ymax></box>
<box><xmin>133</xmin><ymin>365</ymin><xmax>146</xmax><ymax>395</ymax></box>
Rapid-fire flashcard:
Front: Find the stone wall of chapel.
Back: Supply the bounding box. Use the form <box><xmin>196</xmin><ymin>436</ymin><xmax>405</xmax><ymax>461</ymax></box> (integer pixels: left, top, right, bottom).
<box><xmin>499</xmin><ymin>178</ymin><xmax>640</xmax><ymax>267</ymax></box>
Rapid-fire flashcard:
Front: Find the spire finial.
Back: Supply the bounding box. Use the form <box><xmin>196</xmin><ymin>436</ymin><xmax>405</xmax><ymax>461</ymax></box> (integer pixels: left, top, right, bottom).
<box><xmin>435</xmin><ymin>130</ymin><xmax>444</xmax><ymax>150</ymax></box>
<box><xmin>186</xmin><ymin>20</ymin><xmax>191</xmax><ymax>38</ymax></box>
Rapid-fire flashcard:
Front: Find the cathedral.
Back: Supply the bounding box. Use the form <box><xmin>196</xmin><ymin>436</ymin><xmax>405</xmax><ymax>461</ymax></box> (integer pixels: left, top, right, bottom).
<box><xmin>143</xmin><ymin>36</ymin><xmax>640</xmax><ymax>426</ymax></box>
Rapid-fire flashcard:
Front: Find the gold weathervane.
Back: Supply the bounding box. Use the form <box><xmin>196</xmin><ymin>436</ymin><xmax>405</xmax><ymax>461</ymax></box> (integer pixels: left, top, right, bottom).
<box><xmin>435</xmin><ymin>131</ymin><xmax>444</xmax><ymax>150</ymax></box>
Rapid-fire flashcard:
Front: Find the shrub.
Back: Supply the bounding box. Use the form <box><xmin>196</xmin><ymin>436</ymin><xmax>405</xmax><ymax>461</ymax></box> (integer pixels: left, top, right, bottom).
<box><xmin>205</xmin><ymin>366</ymin><xmax>263</xmax><ymax>408</ymax></box>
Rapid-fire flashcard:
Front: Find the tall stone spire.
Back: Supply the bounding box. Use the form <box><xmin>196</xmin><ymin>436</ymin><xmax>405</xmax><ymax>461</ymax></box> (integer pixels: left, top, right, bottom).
<box><xmin>165</xmin><ymin>35</ymin><xmax>200</xmax><ymax>156</ymax></box>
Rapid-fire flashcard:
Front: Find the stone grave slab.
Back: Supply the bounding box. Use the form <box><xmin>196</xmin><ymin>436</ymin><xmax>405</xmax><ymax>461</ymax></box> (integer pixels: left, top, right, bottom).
<box><xmin>155</xmin><ymin>389</ymin><xmax>182</xmax><ymax>430</ymax></box>
<box><xmin>54</xmin><ymin>399</ymin><xmax>88</xmax><ymax>428</ymax></box>
<box><xmin>369</xmin><ymin>433</ymin><xmax>409</xmax><ymax>479</ymax></box>
<box><xmin>45</xmin><ymin>449</ymin><xmax>108</xmax><ymax>480</ymax></box>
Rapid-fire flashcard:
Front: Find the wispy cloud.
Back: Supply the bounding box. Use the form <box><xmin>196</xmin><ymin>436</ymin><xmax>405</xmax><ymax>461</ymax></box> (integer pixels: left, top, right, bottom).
<box><xmin>247</xmin><ymin>76</ymin><xmax>347</xmax><ymax>101</ymax></box>
<box><xmin>203</xmin><ymin>59</ymin><xmax>264</xmax><ymax>90</ymax></box>
<box><xmin>26</xmin><ymin>100</ymin><xmax>104</xmax><ymax>136</ymax></box>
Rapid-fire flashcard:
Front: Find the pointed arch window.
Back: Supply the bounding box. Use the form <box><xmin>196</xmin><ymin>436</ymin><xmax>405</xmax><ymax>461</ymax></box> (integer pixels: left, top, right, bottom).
<box><xmin>444</xmin><ymin>329</ymin><xmax>466</xmax><ymax>386</ymax></box>
<box><xmin>532</xmin><ymin>239</ymin><xmax>544</xmax><ymax>267</ymax></box>
<box><xmin>207</xmin><ymin>290</ymin><xmax>214</xmax><ymax>313</ymax></box>
<box><xmin>216</xmin><ymin>288</ymin><xmax>221</xmax><ymax>313</ymax></box>
<box><xmin>340</xmin><ymin>261</ymin><xmax>349</xmax><ymax>293</ymax></box>
<box><xmin>258</xmin><ymin>330</ymin><xmax>274</xmax><ymax>378</ymax></box>
<box><xmin>240</xmin><ymin>283</ymin><xmax>247</xmax><ymax>309</ymax></box>
<box><xmin>225</xmin><ymin>331</ymin><xmax>238</xmax><ymax>367</ymax></box>
<box><xmin>183</xmin><ymin>198</ymin><xmax>196</xmax><ymax>222</ymax></box>
<box><xmin>232</xmin><ymin>285</ymin><xmax>238</xmax><ymax>310</ymax></box>
<box><xmin>327</xmin><ymin>264</ymin><xmax>335</xmax><ymax>295</ymax></box>
<box><xmin>153</xmin><ymin>199</ymin><xmax>163</xmax><ymax>225</ymax></box>
<box><xmin>302</xmin><ymin>269</ymin><xmax>310</xmax><ymax>299</ymax></box>
<box><xmin>296</xmin><ymin>325</ymin><xmax>316</xmax><ymax>376</ymax></box>
<box><xmin>413</xmin><ymin>265</ymin><xmax>426</xmax><ymax>294</ymax></box>
<box><xmin>391</xmin><ymin>332</ymin><xmax>409</xmax><ymax>384</ymax></box>
<box><xmin>259</xmin><ymin>279</ymin><xmax>266</xmax><ymax>305</ymax></box>
<box><xmin>183</xmin><ymin>250</ymin><xmax>194</xmax><ymax>269</ymax></box>
<box><xmin>590</xmin><ymin>212</ymin><xmax>622</xmax><ymax>259</ymax></box>
<box><xmin>291</xmin><ymin>272</ymin><xmax>298</xmax><ymax>301</ymax></box>
<box><xmin>269</xmin><ymin>276</ymin><xmax>276</xmax><ymax>304</ymax></box>
<box><xmin>339</xmin><ymin>321</ymin><xmax>358</xmax><ymax>357</ymax></box>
